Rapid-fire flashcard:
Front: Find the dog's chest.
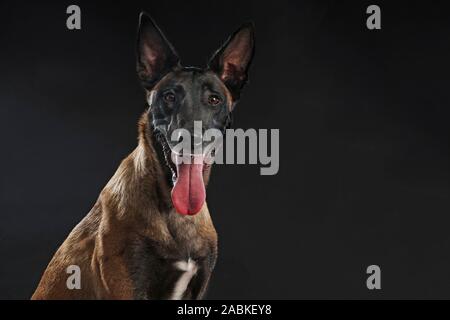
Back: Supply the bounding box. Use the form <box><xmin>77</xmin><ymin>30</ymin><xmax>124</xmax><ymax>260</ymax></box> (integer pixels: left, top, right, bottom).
<box><xmin>125</xmin><ymin>221</ymin><xmax>217</xmax><ymax>299</ymax></box>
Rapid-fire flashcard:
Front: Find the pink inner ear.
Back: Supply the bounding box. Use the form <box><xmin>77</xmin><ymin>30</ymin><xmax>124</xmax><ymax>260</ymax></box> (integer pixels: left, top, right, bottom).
<box><xmin>142</xmin><ymin>43</ymin><xmax>166</xmax><ymax>75</ymax></box>
<box><xmin>221</xmin><ymin>62</ymin><xmax>245</xmax><ymax>83</ymax></box>
<box><xmin>218</xmin><ymin>29</ymin><xmax>253</xmax><ymax>83</ymax></box>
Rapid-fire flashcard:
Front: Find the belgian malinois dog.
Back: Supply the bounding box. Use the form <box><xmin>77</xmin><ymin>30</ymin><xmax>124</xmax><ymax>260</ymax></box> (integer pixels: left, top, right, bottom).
<box><xmin>32</xmin><ymin>12</ymin><xmax>254</xmax><ymax>299</ymax></box>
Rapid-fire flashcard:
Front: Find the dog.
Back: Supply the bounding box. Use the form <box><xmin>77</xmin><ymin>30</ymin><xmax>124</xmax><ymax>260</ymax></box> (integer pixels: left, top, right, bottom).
<box><xmin>32</xmin><ymin>12</ymin><xmax>254</xmax><ymax>300</ymax></box>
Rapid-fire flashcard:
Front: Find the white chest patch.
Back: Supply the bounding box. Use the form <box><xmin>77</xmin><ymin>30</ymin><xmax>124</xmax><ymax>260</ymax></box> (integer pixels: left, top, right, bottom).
<box><xmin>170</xmin><ymin>258</ymin><xmax>198</xmax><ymax>300</ymax></box>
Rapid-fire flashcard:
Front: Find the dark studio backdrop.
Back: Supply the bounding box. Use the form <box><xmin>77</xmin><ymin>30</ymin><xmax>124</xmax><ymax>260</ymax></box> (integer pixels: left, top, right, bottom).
<box><xmin>0</xmin><ymin>0</ymin><xmax>449</xmax><ymax>299</ymax></box>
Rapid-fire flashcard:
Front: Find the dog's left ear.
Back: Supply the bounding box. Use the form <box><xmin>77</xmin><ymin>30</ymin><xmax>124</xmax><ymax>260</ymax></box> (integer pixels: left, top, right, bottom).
<box><xmin>208</xmin><ymin>22</ymin><xmax>255</xmax><ymax>100</ymax></box>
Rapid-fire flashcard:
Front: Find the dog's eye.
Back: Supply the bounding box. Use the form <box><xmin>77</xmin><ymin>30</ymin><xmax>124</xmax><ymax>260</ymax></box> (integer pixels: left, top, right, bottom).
<box><xmin>208</xmin><ymin>95</ymin><xmax>222</xmax><ymax>106</ymax></box>
<box><xmin>163</xmin><ymin>92</ymin><xmax>176</xmax><ymax>103</ymax></box>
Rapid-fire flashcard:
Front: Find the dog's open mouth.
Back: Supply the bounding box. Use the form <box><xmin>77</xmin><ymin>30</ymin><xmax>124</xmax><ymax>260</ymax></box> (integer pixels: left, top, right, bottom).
<box><xmin>170</xmin><ymin>153</ymin><xmax>206</xmax><ymax>216</ymax></box>
<box><xmin>153</xmin><ymin>130</ymin><xmax>213</xmax><ymax>216</ymax></box>
<box><xmin>171</xmin><ymin>154</ymin><xmax>205</xmax><ymax>216</ymax></box>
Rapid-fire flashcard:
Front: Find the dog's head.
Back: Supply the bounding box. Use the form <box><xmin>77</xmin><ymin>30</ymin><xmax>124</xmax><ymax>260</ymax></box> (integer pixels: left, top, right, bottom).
<box><xmin>136</xmin><ymin>12</ymin><xmax>254</xmax><ymax>215</ymax></box>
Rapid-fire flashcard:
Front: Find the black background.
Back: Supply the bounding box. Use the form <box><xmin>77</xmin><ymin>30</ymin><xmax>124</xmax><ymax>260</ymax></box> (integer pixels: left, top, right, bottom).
<box><xmin>1</xmin><ymin>0</ymin><xmax>449</xmax><ymax>299</ymax></box>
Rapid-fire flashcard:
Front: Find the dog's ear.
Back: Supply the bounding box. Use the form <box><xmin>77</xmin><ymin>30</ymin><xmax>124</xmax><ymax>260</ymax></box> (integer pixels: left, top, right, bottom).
<box><xmin>208</xmin><ymin>22</ymin><xmax>255</xmax><ymax>100</ymax></box>
<box><xmin>136</xmin><ymin>12</ymin><xmax>180</xmax><ymax>88</ymax></box>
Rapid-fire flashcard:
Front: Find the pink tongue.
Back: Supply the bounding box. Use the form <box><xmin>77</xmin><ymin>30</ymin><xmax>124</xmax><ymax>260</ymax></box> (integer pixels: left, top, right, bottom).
<box><xmin>171</xmin><ymin>156</ymin><xmax>206</xmax><ymax>215</ymax></box>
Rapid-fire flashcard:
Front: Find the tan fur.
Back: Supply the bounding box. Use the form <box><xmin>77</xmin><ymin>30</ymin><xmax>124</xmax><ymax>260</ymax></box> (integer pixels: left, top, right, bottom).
<box><xmin>31</xmin><ymin>113</ymin><xmax>217</xmax><ymax>300</ymax></box>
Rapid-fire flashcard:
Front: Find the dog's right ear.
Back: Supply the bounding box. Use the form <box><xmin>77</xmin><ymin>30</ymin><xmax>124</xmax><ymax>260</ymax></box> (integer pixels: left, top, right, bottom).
<box><xmin>136</xmin><ymin>12</ymin><xmax>180</xmax><ymax>88</ymax></box>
